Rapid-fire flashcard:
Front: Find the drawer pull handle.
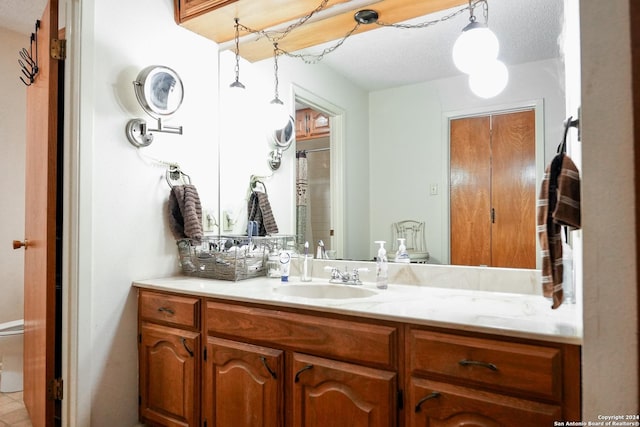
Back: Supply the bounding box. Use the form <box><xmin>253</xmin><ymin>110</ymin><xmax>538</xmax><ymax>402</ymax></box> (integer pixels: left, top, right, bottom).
<box><xmin>181</xmin><ymin>338</ymin><xmax>194</xmax><ymax>357</ymax></box>
<box><xmin>260</xmin><ymin>356</ymin><xmax>277</xmax><ymax>379</ymax></box>
<box><xmin>294</xmin><ymin>364</ymin><xmax>314</xmax><ymax>383</ymax></box>
<box><xmin>415</xmin><ymin>392</ymin><xmax>441</xmax><ymax>412</ymax></box>
<box><xmin>157</xmin><ymin>306</ymin><xmax>175</xmax><ymax>315</ymax></box>
<box><xmin>459</xmin><ymin>359</ymin><xmax>498</xmax><ymax>371</ymax></box>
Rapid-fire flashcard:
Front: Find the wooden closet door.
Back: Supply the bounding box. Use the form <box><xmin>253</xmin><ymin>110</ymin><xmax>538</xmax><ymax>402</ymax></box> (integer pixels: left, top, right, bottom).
<box><xmin>449</xmin><ymin>110</ymin><xmax>536</xmax><ymax>268</ymax></box>
<box><xmin>491</xmin><ymin>110</ymin><xmax>536</xmax><ymax>269</ymax></box>
<box><xmin>450</xmin><ymin>116</ymin><xmax>492</xmax><ymax>266</ymax></box>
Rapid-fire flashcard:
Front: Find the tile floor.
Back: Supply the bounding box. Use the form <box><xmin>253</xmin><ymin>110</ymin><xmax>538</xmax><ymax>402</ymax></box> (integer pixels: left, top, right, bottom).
<box><xmin>0</xmin><ymin>392</ymin><xmax>32</xmax><ymax>427</ymax></box>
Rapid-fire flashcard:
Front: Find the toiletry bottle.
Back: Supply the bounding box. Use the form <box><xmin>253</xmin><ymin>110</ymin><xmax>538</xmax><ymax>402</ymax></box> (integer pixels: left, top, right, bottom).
<box><xmin>280</xmin><ymin>241</ymin><xmax>297</xmax><ymax>283</ymax></box>
<box><xmin>300</xmin><ymin>241</ymin><xmax>313</xmax><ymax>282</ymax></box>
<box><xmin>395</xmin><ymin>238</ymin><xmax>410</xmax><ymax>263</ymax></box>
<box><xmin>280</xmin><ymin>250</ymin><xmax>291</xmax><ymax>282</ymax></box>
<box><xmin>375</xmin><ymin>241</ymin><xmax>388</xmax><ymax>289</ymax></box>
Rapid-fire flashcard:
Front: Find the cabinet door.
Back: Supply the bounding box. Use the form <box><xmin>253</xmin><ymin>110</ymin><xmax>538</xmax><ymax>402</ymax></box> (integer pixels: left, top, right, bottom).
<box><xmin>296</xmin><ymin>109</ymin><xmax>310</xmax><ymax>140</ymax></box>
<box><xmin>292</xmin><ymin>353</ymin><xmax>397</xmax><ymax>427</ymax></box>
<box><xmin>139</xmin><ymin>323</ymin><xmax>200</xmax><ymax>427</ymax></box>
<box><xmin>308</xmin><ymin>110</ymin><xmax>330</xmax><ymax>138</ymax></box>
<box><xmin>204</xmin><ymin>337</ymin><xmax>284</xmax><ymax>427</ymax></box>
<box><xmin>408</xmin><ymin>378</ymin><xmax>560</xmax><ymax>427</ymax></box>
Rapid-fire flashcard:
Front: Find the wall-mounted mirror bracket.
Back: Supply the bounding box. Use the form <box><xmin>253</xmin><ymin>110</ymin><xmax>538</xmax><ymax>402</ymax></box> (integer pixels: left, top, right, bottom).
<box><xmin>268</xmin><ymin>148</ymin><xmax>284</xmax><ymax>170</ymax></box>
<box><xmin>267</xmin><ymin>115</ymin><xmax>295</xmax><ymax>170</ymax></box>
<box><xmin>126</xmin><ymin>117</ymin><xmax>183</xmax><ymax>148</ymax></box>
<box><xmin>125</xmin><ymin>65</ymin><xmax>185</xmax><ymax>148</ymax></box>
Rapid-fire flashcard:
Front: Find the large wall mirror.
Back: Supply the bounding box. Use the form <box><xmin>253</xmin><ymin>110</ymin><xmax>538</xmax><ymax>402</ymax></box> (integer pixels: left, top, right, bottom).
<box><xmin>217</xmin><ymin>0</ymin><xmax>577</xmax><ymax>268</ymax></box>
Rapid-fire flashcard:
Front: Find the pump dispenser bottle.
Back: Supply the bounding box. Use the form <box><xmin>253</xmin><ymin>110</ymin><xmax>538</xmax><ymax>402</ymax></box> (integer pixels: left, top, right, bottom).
<box><xmin>374</xmin><ymin>241</ymin><xmax>388</xmax><ymax>289</ymax></box>
<box><xmin>395</xmin><ymin>238</ymin><xmax>410</xmax><ymax>263</ymax></box>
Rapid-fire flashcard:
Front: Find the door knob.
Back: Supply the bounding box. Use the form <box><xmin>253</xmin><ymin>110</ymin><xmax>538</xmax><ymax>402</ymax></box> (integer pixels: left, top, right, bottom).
<box><xmin>13</xmin><ymin>239</ymin><xmax>29</xmax><ymax>250</ymax></box>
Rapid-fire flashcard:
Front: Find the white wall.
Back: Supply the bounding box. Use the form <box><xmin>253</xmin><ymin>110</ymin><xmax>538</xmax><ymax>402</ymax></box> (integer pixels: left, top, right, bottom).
<box><xmin>369</xmin><ymin>58</ymin><xmax>565</xmax><ymax>262</ymax></box>
<box><xmin>0</xmin><ymin>27</ymin><xmax>27</xmax><ymax>324</ymax></box>
<box><xmin>580</xmin><ymin>0</ymin><xmax>638</xmax><ymax>415</ymax></box>
<box><xmin>73</xmin><ymin>0</ymin><xmax>220</xmax><ymax>424</ymax></box>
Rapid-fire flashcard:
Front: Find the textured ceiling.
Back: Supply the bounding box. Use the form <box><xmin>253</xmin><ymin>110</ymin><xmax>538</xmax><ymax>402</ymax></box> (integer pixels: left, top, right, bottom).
<box><xmin>298</xmin><ymin>0</ymin><xmax>565</xmax><ymax>91</ymax></box>
<box><xmin>0</xmin><ymin>0</ymin><xmax>48</xmax><ymax>34</ymax></box>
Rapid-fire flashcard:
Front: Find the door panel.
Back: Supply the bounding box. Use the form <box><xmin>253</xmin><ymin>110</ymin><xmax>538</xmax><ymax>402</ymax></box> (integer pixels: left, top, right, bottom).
<box><xmin>22</xmin><ymin>0</ymin><xmax>59</xmax><ymax>426</ymax></box>
<box><xmin>491</xmin><ymin>111</ymin><xmax>536</xmax><ymax>269</ymax></box>
<box><xmin>449</xmin><ymin>110</ymin><xmax>536</xmax><ymax>268</ymax></box>
<box><xmin>450</xmin><ymin>116</ymin><xmax>492</xmax><ymax>266</ymax></box>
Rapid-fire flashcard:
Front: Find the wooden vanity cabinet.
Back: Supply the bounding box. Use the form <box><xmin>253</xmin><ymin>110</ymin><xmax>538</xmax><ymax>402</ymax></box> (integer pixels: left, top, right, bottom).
<box><xmin>138</xmin><ymin>291</ymin><xmax>202</xmax><ymax>427</ymax></box>
<box><xmin>137</xmin><ymin>288</ymin><xmax>581</xmax><ymax>427</ymax></box>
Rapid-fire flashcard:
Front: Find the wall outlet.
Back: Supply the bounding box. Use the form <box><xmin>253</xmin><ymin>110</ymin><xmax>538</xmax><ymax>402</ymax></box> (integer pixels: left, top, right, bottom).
<box><xmin>223</xmin><ymin>210</ymin><xmax>236</xmax><ymax>232</ymax></box>
<box><xmin>202</xmin><ymin>208</ymin><xmax>218</xmax><ymax>233</ymax></box>
<box><xmin>430</xmin><ymin>183</ymin><xmax>438</xmax><ymax>195</ymax></box>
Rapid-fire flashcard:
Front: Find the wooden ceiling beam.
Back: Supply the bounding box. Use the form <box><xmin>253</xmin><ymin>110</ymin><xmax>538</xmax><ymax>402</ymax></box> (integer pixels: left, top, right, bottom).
<box><xmin>176</xmin><ymin>0</ymin><xmax>468</xmax><ymax>62</ymax></box>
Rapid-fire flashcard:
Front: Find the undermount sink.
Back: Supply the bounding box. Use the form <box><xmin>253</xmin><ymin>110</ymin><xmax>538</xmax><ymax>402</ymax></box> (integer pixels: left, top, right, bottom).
<box><xmin>274</xmin><ymin>284</ymin><xmax>377</xmax><ymax>299</ymax></box>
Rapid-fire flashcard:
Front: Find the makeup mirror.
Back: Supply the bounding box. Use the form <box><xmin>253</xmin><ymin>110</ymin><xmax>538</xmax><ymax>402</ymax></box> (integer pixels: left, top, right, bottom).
<box><xmin>125</xmin><ymin>65</ymin><xmax>184</xmax><ymax>147</ymax></box>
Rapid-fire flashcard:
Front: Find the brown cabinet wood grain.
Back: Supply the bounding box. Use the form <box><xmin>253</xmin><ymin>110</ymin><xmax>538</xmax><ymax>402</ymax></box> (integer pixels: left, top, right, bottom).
<box><xmin>203</xmin><ymin>337</ymin><xmax>284</xmax><ymax>427</ymax></box>
<box><xmin>406</xmin><ymin>326</ymin><xmax>580</xmax><ymax>426</ymax></box>
<box><xmin>408</xmin><ymin>378</ymin><xmax>561</xmax><ymax>427</ymax></box>
<box><xmin>292</xmin><ymin>353</ymin><xmax>397</xmax><ymax>427</ymax></box>
<box><xmin>296</xmin><ymin>108</ymin><xmax>330</xmax><ymax>141</ymax></box>
<box><xmin>137</xmin><ymin>289</ymin><xmax>580</xmax><ymax>426</ymax></box>
<box><xmin>139</xmin><ymin>322</ymin><xmax>201</xmax><ymax>427</ymax></box>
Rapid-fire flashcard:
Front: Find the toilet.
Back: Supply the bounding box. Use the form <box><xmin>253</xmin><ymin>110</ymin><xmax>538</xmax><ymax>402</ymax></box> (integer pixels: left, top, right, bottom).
<box><xmin>0</xmin><ymin>319</ymin><xmax>24</xmax><ymax>393</ymax></box>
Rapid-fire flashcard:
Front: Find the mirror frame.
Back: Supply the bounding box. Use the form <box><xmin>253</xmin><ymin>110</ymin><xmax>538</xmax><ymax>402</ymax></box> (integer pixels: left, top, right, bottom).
<box><xmin>133</xmin><ymin>65</ymin><xmax>184</xmax><ymax>118</ymax></box>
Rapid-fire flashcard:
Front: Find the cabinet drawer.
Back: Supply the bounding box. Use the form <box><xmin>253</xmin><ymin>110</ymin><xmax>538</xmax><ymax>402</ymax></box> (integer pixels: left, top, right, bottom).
<box><xmin>408</xmin><ymin>329</ymin><xmax>562</xmax><ymax>400</ymax></box>
<box><xmin>139</xmin><ymin>290</ymin><xmax>200</xmax><ymax>329</ymax></box>
<box><xmin>408</xmin><ymin>377</ymin><xmax>560</xmax><ymax>427</ymax></box>
<box><xmin>206</xmin><ymin>301</ymin><xmax>397</xmax><ymax>369</ymax></box>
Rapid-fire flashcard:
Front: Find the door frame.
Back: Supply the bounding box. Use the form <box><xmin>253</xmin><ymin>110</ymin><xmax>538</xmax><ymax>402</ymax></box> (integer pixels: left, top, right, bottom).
<box><xmin>441</xmin><ymin>99</ymin><xmax>545</xmax><ymax>268</ymax></box>
<box><xmin>290</xmin><ymin>84</ymin><xmax>346</xmax><ymax>259</ymax></box>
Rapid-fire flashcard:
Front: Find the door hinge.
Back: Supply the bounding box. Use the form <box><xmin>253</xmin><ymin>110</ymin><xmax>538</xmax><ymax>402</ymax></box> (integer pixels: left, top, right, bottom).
<box><xmin>48</xmin><ymin>377</ymin><xmax>63</xmax><ymax>401</ymax></box>
<box><xmin>491</xmin><ymin>207</ymin><xmax>496</xmax><ymax>223</ymax></box>
<box><xmin>51</xmin><ymin>38</ymin><xmax>66</xmax><ymax>60</ymax></box>
<box><xmin>397</xmin><ymin>389</ymin><xmax>404</xmax><ymax>410</ymax></box>
<box><xmin>203</xmin><ymin>347</ymin><xmax>207</xmax><ymax>361</ymax></box>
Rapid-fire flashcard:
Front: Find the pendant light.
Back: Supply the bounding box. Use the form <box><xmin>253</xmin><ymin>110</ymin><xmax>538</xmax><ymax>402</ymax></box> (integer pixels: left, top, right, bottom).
<box><xmin>452</xmin><ymin>1</ymin><xmax>499</xmax><ymax>75</ymax></box>
<box><xmin>230</xmin><ymin>18</ymin><xmax>246</xmax><ymax>90</ymax></box>
<box><xmin>266</xmin><ymin>43</ymin><xmax>291</xmax><ymax>130</ymax></box>
<box><xmin>468</xmin><ymin>59</ymin><xmax>508</xmax><ymax>98</ymax></box>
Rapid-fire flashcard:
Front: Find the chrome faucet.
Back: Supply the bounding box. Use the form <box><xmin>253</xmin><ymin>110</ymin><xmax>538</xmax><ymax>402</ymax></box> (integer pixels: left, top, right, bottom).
<box><xmin>325</xmin><ymin>266</ymin><xmax>369</xmax><ymax>285</ymax></box>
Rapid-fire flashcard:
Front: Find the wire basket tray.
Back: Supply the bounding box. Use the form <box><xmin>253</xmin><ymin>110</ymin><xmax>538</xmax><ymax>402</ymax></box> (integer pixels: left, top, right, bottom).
<box><xmin>176</xmin><ymin>236</ymin><xmax>268</xmax><ymax>281</ymax></box>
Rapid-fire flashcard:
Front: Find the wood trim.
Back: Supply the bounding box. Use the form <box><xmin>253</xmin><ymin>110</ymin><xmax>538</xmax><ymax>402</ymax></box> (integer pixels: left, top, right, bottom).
<box><xmin>176</xmin><ymin>0</ymin><xmax>468</xmax><ymax>62</ymax></box>
<box><xmin>630</xmin><ymin>0</ymin><xmax>640</xmax><ymax>407</ymax></box>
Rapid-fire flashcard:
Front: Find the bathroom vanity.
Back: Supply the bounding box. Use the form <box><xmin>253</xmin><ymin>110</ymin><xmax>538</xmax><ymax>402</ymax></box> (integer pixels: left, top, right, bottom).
<box><xmin>134</xmin><ymin>275</ymin><xmax>581</xmax><ymax>427</ymax></box>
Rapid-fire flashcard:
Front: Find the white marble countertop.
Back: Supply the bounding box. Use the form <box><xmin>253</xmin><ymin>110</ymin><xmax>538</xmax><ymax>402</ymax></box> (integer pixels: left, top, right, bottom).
<box><xmin>133</xmin><ymin>276</ymin><xmax>583</xmax><ymax>345</ymax></box>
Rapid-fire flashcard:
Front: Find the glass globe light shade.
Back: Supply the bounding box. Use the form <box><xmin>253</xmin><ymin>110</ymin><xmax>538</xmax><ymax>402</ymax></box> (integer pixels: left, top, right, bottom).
<box><xmin>452</xmin><ymin>22</ymin><xmax>499</xmax><ymax>75</ymax></box>
<box><xmin>468</xmin><ymin>59</ymin><xmax>509</xmax><ymax>98</ymax></box>
<box><xmin>267</xmin><ymin>98</ymin><xmax>291</xmax><ymax>130</ymax></box>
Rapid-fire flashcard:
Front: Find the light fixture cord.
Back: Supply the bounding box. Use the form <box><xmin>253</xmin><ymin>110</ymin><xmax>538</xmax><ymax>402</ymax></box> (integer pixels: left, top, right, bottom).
<box><xmin>233</xmin><ymin>18</ymin><xmax>242</xmax><ymax>84</ymax></box>
<box><xmin>273</xmin><ymin>43</ymin><xmax>281</xmax><ymax>100</ymax></box>
<box><xmin>282</xmin><ymin>22</ymin><xmax>361</xmax><ymax>64</ymax></box>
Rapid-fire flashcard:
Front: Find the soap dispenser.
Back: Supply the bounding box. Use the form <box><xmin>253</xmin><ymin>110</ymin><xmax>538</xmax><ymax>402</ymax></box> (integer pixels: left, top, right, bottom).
<box><xmin>395</xmin><ymin>238</ymin><xmax>410</xmax><ymax>263</ymax></box>
<box><xmin>374</xmin><ymin>241</ymin><xmax>388</xmax><ymax>290</ymax></box>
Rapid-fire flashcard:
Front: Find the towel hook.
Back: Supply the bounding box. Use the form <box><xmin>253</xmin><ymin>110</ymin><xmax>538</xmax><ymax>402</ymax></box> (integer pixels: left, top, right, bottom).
<box><xmin>166</xmin><ymin>164</ymin><xmax>191</xmax><ymax>188</ymax></box>
<box><xmin>558</xmin><ymin>115</ymin><xmax>580</xmax><ymax>154</ymax></box>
